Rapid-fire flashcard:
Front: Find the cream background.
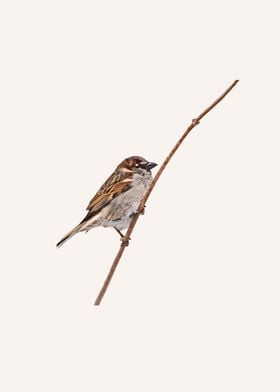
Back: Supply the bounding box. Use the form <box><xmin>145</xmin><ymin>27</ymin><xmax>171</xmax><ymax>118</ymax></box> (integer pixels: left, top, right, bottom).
<box><xmin>1</xmin><ymin>1</ymin><xmax>279</xmax><ymax>391</ymax></box>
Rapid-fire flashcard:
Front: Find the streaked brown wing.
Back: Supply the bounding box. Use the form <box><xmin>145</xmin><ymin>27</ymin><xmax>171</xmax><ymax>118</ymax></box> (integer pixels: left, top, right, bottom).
<box><xmin>81</xmin><ymin>171</ymin><xmax>133</xmax><ymax>222</ymax></box>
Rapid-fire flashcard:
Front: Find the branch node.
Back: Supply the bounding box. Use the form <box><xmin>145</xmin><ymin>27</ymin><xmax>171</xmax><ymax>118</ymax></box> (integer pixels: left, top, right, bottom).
<box><xmin>192</xmin><ymin>118</ymin><xmax>200</xmax><ymax>125</ymax></box>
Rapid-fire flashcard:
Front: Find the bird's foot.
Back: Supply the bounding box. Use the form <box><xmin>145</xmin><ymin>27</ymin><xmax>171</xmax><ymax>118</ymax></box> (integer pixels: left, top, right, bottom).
<box><xmin>115</xmin><ymin>228</ymin><xmax>130</xmax><ymax>246</ymax></box>
<box><xmin>136</xmin><ymin>205</ymin><xmax>146</xmax><ymax>215</ymax></box>
<box><xmin>120</xmin><ymin>237</ymin><xmax>130</xmax><ymax>246</ymax></box>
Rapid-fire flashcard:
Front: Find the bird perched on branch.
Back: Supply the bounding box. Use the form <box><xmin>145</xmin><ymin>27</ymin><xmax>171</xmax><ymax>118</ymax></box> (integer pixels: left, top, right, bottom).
<box><xmin>56</xmin><ymin>156</ymin><xmax>157</xmax><ymax>248</ymax></box>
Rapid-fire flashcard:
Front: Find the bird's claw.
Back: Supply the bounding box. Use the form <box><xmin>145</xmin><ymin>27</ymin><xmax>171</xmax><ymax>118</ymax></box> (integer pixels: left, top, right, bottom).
<box><xmin>136</xmin><ymin>205</ymin><xmax>146</xmax><ymax>215</ymax></box>
<box><xmin>120</xmin><ymin>237</ymin><xmax>130</xmax><ymax>247</ymax></box>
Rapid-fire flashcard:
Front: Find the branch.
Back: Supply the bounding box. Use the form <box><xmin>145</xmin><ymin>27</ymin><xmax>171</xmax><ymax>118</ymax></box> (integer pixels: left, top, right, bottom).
<box><xmin>94</xmin><ymin>79</ymin><xmax>239</xmax><ymax>305</ymax></box>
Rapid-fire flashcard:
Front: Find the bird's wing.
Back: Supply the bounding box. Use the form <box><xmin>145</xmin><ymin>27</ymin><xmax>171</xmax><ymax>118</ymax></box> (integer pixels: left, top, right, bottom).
<box><xmin>84</xmin><ymin>171</ymin><xmax>133</xmax><ymax>218</ymax></box>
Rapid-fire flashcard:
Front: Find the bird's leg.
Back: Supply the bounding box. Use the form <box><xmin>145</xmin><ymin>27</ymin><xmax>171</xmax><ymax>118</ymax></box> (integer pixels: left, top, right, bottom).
<box><xmin>114</xmin><ymin>228</ymin><xmax>130</xmax><ymax>246</ymax></box>
<box><xmin>115</xmin><ymin>228</ymin><xmax>124</xmax><ymax>238</ymax></box>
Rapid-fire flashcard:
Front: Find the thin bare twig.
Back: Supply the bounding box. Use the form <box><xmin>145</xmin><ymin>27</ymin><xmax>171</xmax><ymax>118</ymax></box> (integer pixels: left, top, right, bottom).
<box><xmin>94</xmin><ymin>79</ymin><xmax>239</xmax><ymax>305</ymax></box>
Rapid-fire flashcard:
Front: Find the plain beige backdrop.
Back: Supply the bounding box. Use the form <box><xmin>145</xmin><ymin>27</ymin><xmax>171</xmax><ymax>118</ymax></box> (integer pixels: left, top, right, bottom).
<box><xmin>0</xmin><ymin>0</ymin><xmax>279</xmax><ymax>391</ymax></box>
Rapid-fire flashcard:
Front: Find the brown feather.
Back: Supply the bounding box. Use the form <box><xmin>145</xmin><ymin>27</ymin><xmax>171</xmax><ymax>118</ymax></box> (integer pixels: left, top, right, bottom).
<box><xmin>80</xmin><ymin>170</ymin><xmax>133</xmax><ymax>224</ymax></box>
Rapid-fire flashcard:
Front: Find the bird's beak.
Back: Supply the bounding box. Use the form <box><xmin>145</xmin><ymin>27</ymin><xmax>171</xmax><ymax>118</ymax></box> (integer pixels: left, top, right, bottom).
<box><xmin>146</xmin><ymin>162</ymin><xmax>158</xmax><ymax>170</ymax></box>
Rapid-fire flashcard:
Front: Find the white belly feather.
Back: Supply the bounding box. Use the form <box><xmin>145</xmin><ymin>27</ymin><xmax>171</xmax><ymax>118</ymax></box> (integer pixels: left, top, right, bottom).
<box><xmin>97</xmin><ymin>170</ymin><xmax>152</xmax><ymax>231</ymax></box>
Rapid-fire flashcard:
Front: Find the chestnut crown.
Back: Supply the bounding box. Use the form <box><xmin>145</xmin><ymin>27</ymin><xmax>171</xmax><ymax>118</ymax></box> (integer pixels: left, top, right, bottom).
<box><xmin>118</xmin><ymin>156</ymin><xmax>157</xmax><ymax>172</ymax></box>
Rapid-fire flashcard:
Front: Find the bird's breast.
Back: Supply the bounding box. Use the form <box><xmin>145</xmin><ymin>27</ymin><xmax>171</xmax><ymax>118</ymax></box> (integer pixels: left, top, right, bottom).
<box><xmin>98</xmin><ymin>172</ymin><xmax>152</xmax><ymax>229</ymax></box>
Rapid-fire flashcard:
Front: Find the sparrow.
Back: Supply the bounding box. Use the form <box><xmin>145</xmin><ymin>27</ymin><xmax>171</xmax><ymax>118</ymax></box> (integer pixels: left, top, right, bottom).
<box><xmin>56</xmin><ymin>156</ymin><xmax>157</xmax><ymax>248</ymax></box>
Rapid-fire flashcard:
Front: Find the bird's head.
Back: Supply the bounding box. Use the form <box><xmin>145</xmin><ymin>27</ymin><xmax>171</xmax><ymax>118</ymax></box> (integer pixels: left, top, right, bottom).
<box><xmin>118</xmin><ymin>156</ymin><xmax>157</xmax><ymax>173</ymax></box>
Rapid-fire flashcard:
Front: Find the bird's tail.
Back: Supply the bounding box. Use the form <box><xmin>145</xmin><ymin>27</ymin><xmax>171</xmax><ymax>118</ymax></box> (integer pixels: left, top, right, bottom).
<box><xmin>56</xmin><ymin>224</ymin><xmax>83</xmax><ymax>248</ymax></box>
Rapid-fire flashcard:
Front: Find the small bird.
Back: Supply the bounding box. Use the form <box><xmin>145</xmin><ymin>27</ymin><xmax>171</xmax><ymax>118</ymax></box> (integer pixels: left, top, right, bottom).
<box><xmin>56</xmin><ymin>156</ymin><xmax>157</xmax><ymax>248</ymax></box>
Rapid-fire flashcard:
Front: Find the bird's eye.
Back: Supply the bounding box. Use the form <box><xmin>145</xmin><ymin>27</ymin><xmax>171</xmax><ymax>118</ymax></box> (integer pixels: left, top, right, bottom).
<box><xmin>135</xmin><ymin>163</ymin><xmax>139</xmax><ymax>167</ymax></box>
